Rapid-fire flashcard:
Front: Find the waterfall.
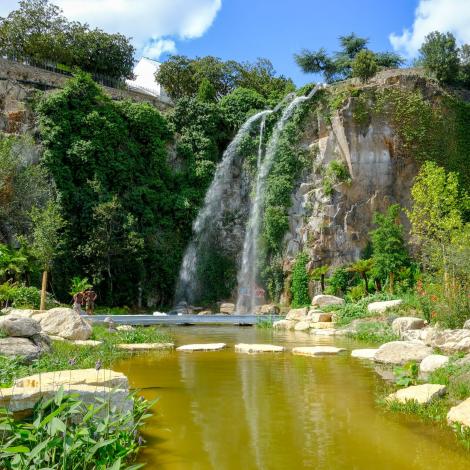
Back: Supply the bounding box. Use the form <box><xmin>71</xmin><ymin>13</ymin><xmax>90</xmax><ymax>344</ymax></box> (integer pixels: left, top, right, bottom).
<box><xmin>175</xmin><ymin>109</ymin><xmax>272</xmax><ymax>305</ymax></box>
<box><xmin>236</xmin><ymin>84</ymin><xmax>323</xmax><ymax>313</ymax></box>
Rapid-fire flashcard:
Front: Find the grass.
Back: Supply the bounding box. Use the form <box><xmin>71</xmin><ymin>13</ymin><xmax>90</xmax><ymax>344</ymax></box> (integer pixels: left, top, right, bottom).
<box><xmin>0</xmin><ymin>325</ymin><xmax>173</xmax><ymax>388</ymax></box>
<box><xmin>346</xmin><ymin>321</ymin><xmax>398</xmax><ymax>344</ymax></box>
<box><xmin>380</xmin><ymin>357</ymin><xmax>470</xmax><ymax>449</ymax></box>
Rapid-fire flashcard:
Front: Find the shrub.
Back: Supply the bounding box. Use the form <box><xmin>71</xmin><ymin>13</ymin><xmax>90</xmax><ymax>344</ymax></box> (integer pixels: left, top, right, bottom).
<box><xmin>325</xmin><ymin>267</ymin><xmax>354</xmax><ymax>296</ymax></box>
<box><xmin>351</xmin><ymin>49</ymin><xmax>378</xmax><ymax>82</ymax></box>
<box><xmin>290</xmin><ymin>252</ymin><xmax>310</xmax><ymax>307</ymax></box>
<box><xmin>219</xmin><ymin>87</ymin><xmax>266</xmax><ymax>128</ymax></box>
<box><xmin>0</xmin><ymin>388</ymin><xmax>151</xmax><ymax>469</ymax></box>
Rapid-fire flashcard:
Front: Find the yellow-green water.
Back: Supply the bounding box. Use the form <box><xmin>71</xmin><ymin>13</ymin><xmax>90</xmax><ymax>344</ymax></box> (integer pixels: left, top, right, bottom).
<box><xmin>116</xmin><ymin>326</ymin><xmax>470</xmax><ymax>470</ymax></box>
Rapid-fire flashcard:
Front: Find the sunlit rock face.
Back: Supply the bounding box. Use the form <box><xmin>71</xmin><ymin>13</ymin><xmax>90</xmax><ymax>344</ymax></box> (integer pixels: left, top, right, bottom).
<box><xmin>285</xmin><ymin>75</ymin><xmax>422</xmax><ymax>268</ymax></box>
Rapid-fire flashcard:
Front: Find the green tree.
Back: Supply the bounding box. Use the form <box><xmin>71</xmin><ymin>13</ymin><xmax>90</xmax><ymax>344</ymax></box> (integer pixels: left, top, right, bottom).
<box><xmin>351</xmin><ymin>49</ymin><xmax>378</xmax><ymax>82</ymax></box>
<box><xmin>347</xmin><ymin>259</ymin><xmax>374</xmax><ymax>294</ymax></box>
<box><xmin>406</xmin><ymin>162</ymin><xmax>465</xmax><ymax>277</ymax></box>
<box><xmin>370</xmin><ymin>204</ymin><xmax>409</xmax><ymax>293</ymax></box>
<box><xmin>197</xmin><ymin>78</ymin><xmax>217</xmax><ymax>103</ymax></box>
<box><xmin>219</xmin><ymin>87</ymin><xmax>266</xmax><ymax>128</ymax></box>
<box><xmin>29</xmin><ymin>200</ymin><xmax>65</xmax><ymax>310</ymax></box>
<box><xmin>295</xmin><ymin>33</ymin><xmax>402</xmax><ymax>83</ymax></box>
<box><xmin>458</xmin><ymin>43</ymin><xmax>470</xmax><ymax>87</ymax></box>
<box><xmin>419</xmin><ymin>31</ymin><xmax>460</xmax><ymax>84</ymax></box>
<box><xmin>290</xmin><ymin>252</ymin><xmax>310</xmax><ymax>307</ymax></box>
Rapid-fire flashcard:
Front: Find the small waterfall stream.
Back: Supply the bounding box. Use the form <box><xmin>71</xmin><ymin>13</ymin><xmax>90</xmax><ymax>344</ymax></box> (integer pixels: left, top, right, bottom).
<box><xmin>236</xmin><ymin>85</ymin><xmax>323</xmax><ymax>313</ymax></box>
<box><xmin>175</xmin><ymin>110</ymin><xmax>272</xmax><ymax>305</ymax></box>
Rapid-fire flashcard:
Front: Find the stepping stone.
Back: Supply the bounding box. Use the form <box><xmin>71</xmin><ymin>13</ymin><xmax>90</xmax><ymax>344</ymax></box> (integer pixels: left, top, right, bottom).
<box><xmin>351</xmin><ymin>349</ymin><xmax>378</xmax><ymax>360</ymax></box>
<box><xmin>292</xmin><ymin>346</ymin><xmax>346</xmax><ymax>356</ymax></box>
<box><xmin>235</xmin><ymin>343</ymin><xmax>285</xmax><ymax>353</ymax></box>
<box><xmin>176</xmin><ymin>343</ymin><xmax>226</xmax><ymax>351</ymax></box>
<box><xmin>71</xmin><ymin>340</ymin><xmax>102</xmax><ymax>347</ymax></box>
<box><xmin>117</xmin><ymin>343</ymin><xmax>174</xmax><ymax>351</ymax></box>
<box><xmin>386</xmin><ymin>383</ymin><xmax>446</xmax><ymax>404</ymax></box>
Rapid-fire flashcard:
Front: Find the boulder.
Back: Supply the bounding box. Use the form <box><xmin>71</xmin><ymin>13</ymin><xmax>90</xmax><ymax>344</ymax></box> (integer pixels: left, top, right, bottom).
<box><xmin>386</xmin><ymin>384</ymin><xmax>446</xmax><ymax>404</ymax></box>
<box><xmin>292</xmin><ymin>346</ymin><xmax>346</xmax><ymax>356</ymax></box>
<box><xmin>311</xmin><ymin>295</ymin><xmax>344</xmax><ymax>307</ymax></box>
<box><xmin>38</xmin><ymin>308</ymin><xmax>92</xmax><ymax>340</ymax></box>
<box><xmin>219</xmin><ymin>303</ymin><xmax>235</xmax><ymax>314</ymax></box>
<box><xmin>0</xmin><ymin>337</ymin><xmax>42</xmax><ymax>361</ymax></box>
<box><xmin>447</xmin><ymin>397</ymin><xmax>470</xmax><ymax>428</ymax></box>
<box><xmin>117</xmin><ymin>343</ymin><xmax>174</xmax><ymax>351</ymax></box>
<box><xmin>351</xmin><ymin>349</ymin><xmax>378</xmax><ymax>360</ymax></box>
<box><xmin>235</xmin><ymin>343</ymin><xmax>285</xmax><ymax>353</ymax></box>
<box><xmin>392</xmin><ymin>317</ymin><xmax>425</xmax><ymax>336</ymax></box>
<box><xmin>419</xmin><ymin>354</ymin><xmax>449</xmax><ymax>374</ymax></box>
<box><xmin>308</xmin><ymin>311</ymin><xmax>333</xmax><ymax>322</ymax></box>
<box><xmin>294</xmin><ymin>321</ymin><xmax>311</xmax><ymax>331</ymax></box>
<box><xmin>374</xmin><ymin>341</ymin><xmax>433</xmax><ymax>365</ymax></box>
<box><xmin>401</xmin><ymin>329</ymin><xmax>429</xmax><ymax>342</ymax></box>
<box><xmin>198</xmin><ymin>310</ymin><xmax>212</xmax><ymax>316</ymax></box>
<box><xmin>424</xmin><ymin>329</ymin><xmax>470</xmax><ymax>353</ymax></box>
<box><xmin>285</xmin><ymin>307</ymin><xmax>308</xmax><ymax>321</ymax></box>
<box><xmin>1</xmin><ymin>309</ymin><xmax>35</xmax><ymax>318</ymax></box>
<box><xmin>367</xmin><ymin>299</ymin><xmax>403</xmax><ymax>313</ymax></box>
<box><xmin>0</xmin><ymin>384</ymin><xmax>132</xmax><ymax>419</ymax></box>
<box><xmin>255</xmin><ymin>304</ymin><xmax>280</xmax><ymax>315</ymax></box>
<box><xmin>273</xmin><ymin>320</ymin><xmax>295</xmax><ymax>330</ymax></box>
<box><xmin>0</xmin><ymin>316</ymin><xmax>41</xmax><ymax>337</ymax></box>
<box><xmin>310</xmin><ymin>322</ymin><xmax>336</xmax><ymax>329</ymax></box>
<box><xmin>15</xmin><ymin>368</ymin><xmax>128</xmax><ymax>389</ymax></box>
<box><xmin>176</xmin><ymin>343</ymin><xmax>226</xmax><ymax>351</ymax></box>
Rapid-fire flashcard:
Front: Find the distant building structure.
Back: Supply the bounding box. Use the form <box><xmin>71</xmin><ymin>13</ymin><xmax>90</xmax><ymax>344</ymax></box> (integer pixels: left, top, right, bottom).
<box><xmin>125</xmin><ymin>57</ymin><xmax>171</xmax><ymax>104</ymax></box>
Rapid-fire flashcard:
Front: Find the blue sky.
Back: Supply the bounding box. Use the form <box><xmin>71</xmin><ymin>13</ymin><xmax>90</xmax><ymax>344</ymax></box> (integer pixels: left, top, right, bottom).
<box><xmin>1</xmin><ymin>0</ymin><xmax>470</xmax><ymax>86</ymax></box>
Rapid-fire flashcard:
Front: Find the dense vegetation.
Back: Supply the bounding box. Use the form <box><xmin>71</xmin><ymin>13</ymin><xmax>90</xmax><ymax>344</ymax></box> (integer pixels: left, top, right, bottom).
<box><xmin>0</xmin><ymin>0</ymin><xmax>134</xmax><ymax>79</ymax></box>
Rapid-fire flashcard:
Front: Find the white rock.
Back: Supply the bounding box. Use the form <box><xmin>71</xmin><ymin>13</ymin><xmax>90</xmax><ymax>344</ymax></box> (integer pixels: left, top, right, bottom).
<box><xmin>311</xmin><ymin>295</ymin><xmax>344</xmax><ymax>307</ymax></box>
<box><xmin>0</xmin><ymin>316</ymin><xmax>41</xmax><ymax>337</ymax></box>
<box><xmin>235</xmin><ymin>343</ymin><xmax>285</xmax><ymax>353</ymax></box>
<box><xmin>447</xmin><ymin>397</ymin><xmax>470</xmax><ymax>428</ymax></box>
<box><xmin>292</xmin><ymin>346</ymin><xmax>346</xmax><ymax>356</ymax></box>
<box><xmin>367</xmin><ymin>299</ymin><xmax>403</xmax><ymax>313</ymax></box>
<box><xmin>374</xmin><ymin>341</ymin><xmax>433</xmax><ymax>365</ymax></box>
<box><xmin>38</xmin><ymin>308</ymin><xmax>92</xmax><ymax>340</ymax></box>
<box><xmin>15</xmin><ymin>368</ymin><xmax>128</xmax><ymax>389</ymax></box>
<box><xmin>117</xmin><ymin>342</ymin><xmax>174</xmax><ymax>351</ymax></box>
<box><xmin>153</xmin><ymin>311</ymin><xmax>167</xmax><ymax>316</ymax></box>
<box><xmin>392</xmin><ymin>317</ymin><xmax>425</xmax><ymax>336</ymax></box>
<box><xmin>286</xmin><ymin>307</ymin><xmax>308</xmax><ymax>321</ymax></box>
<box><xmin>311</xmin><ymin>329</ymin><xmax>337</xmax><ymax>336</ymax></box>
<box><xmin>71</xmin><ymin>340</ymin><xmax>102</xmax><ymax>347</ymax></box>
<box><xmin>177</xmin><ymin>343</ymin><xmax>226</xmax><ymax>351</ymax></box>
<box><xmin>116</xmin><ymin>325</ymin><xmax>135</xmax><ymax>331</ymax></box>
<box><xmin>351</xmin><ymin>349</ymin><xmax>379</xmax><ymax>360</ymax></box>
<box><xmin>386</xmin><ymin>384</ymin><xmax>446</xmax><ymax>404</ymax></box>
<box><xmin>219</xmin><ymin>303</ymin><xmax>235</xmax><ymax>314</ymax></box>
<box><xmin>273</xmin><ymin>320</ymin><xmax>295</xmax><ymax>330</ymax></box>
<box><xmin>419</xmin><ymin>354</ymin><xmax>449</xmax><ymax>374</ymax></box>
<box><xmin>1</xmin><ymin>309</ymin><xmax>35</xmax><ymax>318</ymax></box>
<box><xmin>294</xmin><ymin>321</ymin><xmax>311</xmax><ymax>331</ymax></box>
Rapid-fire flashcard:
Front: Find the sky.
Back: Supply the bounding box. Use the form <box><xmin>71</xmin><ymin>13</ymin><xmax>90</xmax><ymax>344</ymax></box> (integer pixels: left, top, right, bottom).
<box><xmin>1</xmin><ymin>0</ymin><xmax>470</xmax><ymax>85</ymax></box>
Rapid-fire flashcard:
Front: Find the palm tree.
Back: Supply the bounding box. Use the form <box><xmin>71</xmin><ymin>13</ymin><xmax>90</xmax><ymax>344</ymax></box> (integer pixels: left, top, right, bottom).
<box><xmin>347</xmin><ymin>259</ymin><xmax>374</xmax><ymax>294</ymax></box>
<box><xmin>310</xmin><ymin>265</ymin><xmax>330</xmax><ymax>293</ymax></box>
<box><xmin>0</xmin><ymin>244</ymin><xmax>28</xmax><ymax>282</ymax></box>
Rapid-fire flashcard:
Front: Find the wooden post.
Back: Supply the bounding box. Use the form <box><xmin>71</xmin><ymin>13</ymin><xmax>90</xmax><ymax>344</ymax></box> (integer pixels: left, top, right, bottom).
<box><xmin>40</xmin><ymin>270</ymin><xmax>47</xmax><ymax>311</ymax></box>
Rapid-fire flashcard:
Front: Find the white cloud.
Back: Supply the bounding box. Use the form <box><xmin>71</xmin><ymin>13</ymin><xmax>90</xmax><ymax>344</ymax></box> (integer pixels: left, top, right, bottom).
<box><xmin>390</xmin><ymin>0</ymin><xmax>470</xmax><ymax>57</ymax></box>
<box><xmin>0</xmin><ymin>0</ymin><xmax>222</xmax><ymax>59</ymax></box>
<box><xmin>142</xmin><ymin>38</ymin><xmax>177</xmax><ymax>59</ymax></box>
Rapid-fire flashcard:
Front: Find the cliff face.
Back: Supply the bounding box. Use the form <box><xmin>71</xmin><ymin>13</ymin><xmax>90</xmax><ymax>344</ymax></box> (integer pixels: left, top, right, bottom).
<box><xmin>285</xmin><ymin>73</ymin><xmax>426</xmax><ymax>269</ymax></box>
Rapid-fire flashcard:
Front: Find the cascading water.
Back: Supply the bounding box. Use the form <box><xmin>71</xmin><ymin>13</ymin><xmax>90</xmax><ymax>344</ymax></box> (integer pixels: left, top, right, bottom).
<box><xmin>175</xmin><ymin>109</ymin><xmax>272</xmax><ymax>306</ymax></box>
<box><xmin>236</xmin><ymin>84</ymin><xmax>323</xmax><ymax>313</ymax></box>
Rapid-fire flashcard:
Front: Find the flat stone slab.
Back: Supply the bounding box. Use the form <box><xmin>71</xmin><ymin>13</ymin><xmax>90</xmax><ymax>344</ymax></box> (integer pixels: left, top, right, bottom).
<box><xmin>235</xmin><ymin>343</ymin><xmax>285</xmax><ymax>353</ymax></box>
<box><xmin>117</xmin><ymin>342</ymin><xmax>174</xmax><ymax>351</ymax></box>
<box><xmin>386</xmin><ymin>384</ymin><xmax>446</xmax><ymax>404</ymax></box>
<box><xmin>448</xmin><ymin>397</ymin><xmax>470</xmax><ymax>428</ymax></box>
<box><xmin>176</xmin><ymin>343</ymin><xmax>226</xmax><ymax>351</ymax></box>
<box><xmin>71</xmin><ymin>340</ymin><xmax>102</xmax><ymax>347</ymax></box>
<box><xmin>14</xmin><ymin>368</ymin><xmax>128</xmax><ymax>389</ymax></box>
<box><xmin>351</xmin><ymin>349</ymin><xmax>379</xmax><ymax>360</ymax></box>
<box><xmin>374</xmin><ymin>341</ymin><xmax>433</xmax><ymax>365</ymax></box>
<box><xmin>292</xmin><ymin>346</ymin><xmax>346</xmax><ymax>356</ymax></box>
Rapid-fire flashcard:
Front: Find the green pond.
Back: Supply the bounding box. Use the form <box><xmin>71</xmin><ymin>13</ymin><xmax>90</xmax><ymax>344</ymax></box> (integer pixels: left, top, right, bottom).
<box><xmin>115</xmin><ymin>326</ymin><xmax>470</xmax><ymax>470</ymax></box>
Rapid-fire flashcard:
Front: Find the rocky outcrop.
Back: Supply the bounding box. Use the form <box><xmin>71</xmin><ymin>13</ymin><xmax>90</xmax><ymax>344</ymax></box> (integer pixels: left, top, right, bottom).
<box><xmin>386</xmin><ymin>384</ymin><xmax>446</xmax><ymax>404</ymax></box>
<box><xmin>38</xmin><ymin>308</ymin><xmax>92</xmax><ymax>340</ymax></box>
<box><xmin>391</xmin><ymin>316</ymin><xmax>425</xmax><ymax>336</ymax></box>
<box><xmin>374</xmin><ymin>341</ymin><xmax>433</xmax><ymax>365</ymax></box>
